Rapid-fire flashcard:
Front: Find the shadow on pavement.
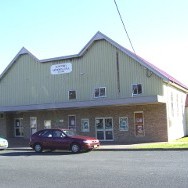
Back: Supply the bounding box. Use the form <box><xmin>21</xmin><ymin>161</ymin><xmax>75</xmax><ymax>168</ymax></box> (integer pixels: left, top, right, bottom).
<box><xmin>0</xmin><ymin>150</ymin><xmax>87</xmax><ymax>157</ymax></box>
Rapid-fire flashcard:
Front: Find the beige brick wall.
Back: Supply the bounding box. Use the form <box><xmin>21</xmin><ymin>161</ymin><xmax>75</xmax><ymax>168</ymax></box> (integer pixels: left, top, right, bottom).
<box><xmin>5</xmin><ymin>103</ymin><xmax>168</xmax><ymax>143</ymax></box>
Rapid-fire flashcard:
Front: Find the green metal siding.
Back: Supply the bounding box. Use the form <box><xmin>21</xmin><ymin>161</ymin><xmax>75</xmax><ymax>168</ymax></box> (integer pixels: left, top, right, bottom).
<box><xmin>0</xmin><ymin>40</ymin><xmax>164</xmax><ymax>106</ymax></box>
<box><xmin>118</xmin><ymin>50</ymin><xmax>164</xmax><ymax>97</ymax></box>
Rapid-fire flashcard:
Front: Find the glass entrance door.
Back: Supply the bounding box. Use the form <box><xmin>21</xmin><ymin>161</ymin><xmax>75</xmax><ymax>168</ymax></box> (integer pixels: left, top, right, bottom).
<box><xmin>95</xmin><ymin>118</ymin><xmax>113</xmax><ymax>141</ymax></box>
<box><xmin>14</xmin><ymin>118</ymin><xmax>24</xmax><ymax>137</ymax></box>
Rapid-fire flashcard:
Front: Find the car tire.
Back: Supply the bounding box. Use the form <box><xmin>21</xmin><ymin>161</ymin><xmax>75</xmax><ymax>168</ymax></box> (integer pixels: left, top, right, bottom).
<box><xmin>71</xmin><ymin>143</ymin><xmax>80</xmax><ymax>153</ymax></box>
<box><xmin>34</xmin><ymin>143</ymin><xmax>43</xmax><ymax>153</ymax></box>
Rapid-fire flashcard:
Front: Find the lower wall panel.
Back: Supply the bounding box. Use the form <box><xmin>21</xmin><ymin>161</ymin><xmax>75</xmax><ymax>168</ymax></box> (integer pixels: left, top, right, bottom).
<box><xmin>6</xmin><ymin>104</ymin><xmax>168</xmax><ymax>143</ymax></box>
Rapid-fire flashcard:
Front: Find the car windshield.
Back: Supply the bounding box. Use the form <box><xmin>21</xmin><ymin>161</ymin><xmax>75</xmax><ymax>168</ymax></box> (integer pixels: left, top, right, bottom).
<box><xmin>63</xmin><ymin>130</ymin><xmax>76</xmax><ymax>136</ymax></box>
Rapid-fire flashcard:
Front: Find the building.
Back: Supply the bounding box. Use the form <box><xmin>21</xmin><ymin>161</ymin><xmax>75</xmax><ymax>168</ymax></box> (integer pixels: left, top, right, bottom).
<box><xmin>0</xmin><ymin>31</ymin><xmax>188</xmax><ymax>144</ymax></box>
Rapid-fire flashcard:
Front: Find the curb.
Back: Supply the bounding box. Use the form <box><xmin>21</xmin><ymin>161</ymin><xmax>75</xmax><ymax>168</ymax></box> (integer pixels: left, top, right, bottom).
<box><xmin>6</xmin><ymin>146</ymin><xmax>188</xmax><ymax>152</ymax></box>
<box><xmin>95</xmin><ymin>148</ymin><xmax>188</xmax><ymax>151</ymax></box>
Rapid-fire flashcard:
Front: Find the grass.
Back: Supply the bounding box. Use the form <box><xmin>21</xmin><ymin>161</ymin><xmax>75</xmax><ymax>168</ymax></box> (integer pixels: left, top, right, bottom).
<box><xmin>134</xmin><ymin>136</ymin><xmax>188</xmax><ymax>149</ymax></box>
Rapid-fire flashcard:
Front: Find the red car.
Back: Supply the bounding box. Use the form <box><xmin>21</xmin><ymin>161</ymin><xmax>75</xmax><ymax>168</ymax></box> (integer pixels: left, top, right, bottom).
<box><xmin>29</xmin><ymin>129</ymin><xmax>100</xmax><ymax>153</ymax></box>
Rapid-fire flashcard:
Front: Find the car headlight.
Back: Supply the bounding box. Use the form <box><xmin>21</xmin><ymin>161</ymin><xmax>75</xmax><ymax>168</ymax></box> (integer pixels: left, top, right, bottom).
<box><xmin>0</xmin><ymin>140</ymin><xmax>8</xmax><ymax>146</ymax></box>
<box><xmin>83</xmin><ymin>140</ymin><xmax>93</xmax><ymax>144</ymax></box>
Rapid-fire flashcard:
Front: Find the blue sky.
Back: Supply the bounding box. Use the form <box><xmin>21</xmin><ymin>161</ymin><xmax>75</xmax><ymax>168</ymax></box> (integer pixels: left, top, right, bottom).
<box><xmin>1</xmin><ymin>0</ymin><xmax>188</xmax><ymax>85</ymax></box>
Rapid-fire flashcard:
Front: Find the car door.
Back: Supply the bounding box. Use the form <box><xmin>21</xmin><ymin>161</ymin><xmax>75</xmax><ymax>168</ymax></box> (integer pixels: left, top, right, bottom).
<box><xmin>52</xmin><ymin>130</ymin><xmax>70</xmax><ymax>150</ymax></box>
<box><xmin>40</xmin><ymin>130</ymin><xmax>54</xmax><ymax>149</ymax></box>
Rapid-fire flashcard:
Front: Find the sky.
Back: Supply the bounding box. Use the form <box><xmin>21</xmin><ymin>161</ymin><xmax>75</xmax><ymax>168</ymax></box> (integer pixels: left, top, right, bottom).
<box><xmin>0</xmin><ymin>0</ymin><xmax>188</xmax><ymax>86</ymax></box>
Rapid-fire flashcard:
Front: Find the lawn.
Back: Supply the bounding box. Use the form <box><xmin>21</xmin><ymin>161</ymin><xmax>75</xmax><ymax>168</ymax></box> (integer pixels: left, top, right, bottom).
<box><xmin>134</xmin><ymin>136</ymin><xmax>188</xmax><ymax>149</ymax></box>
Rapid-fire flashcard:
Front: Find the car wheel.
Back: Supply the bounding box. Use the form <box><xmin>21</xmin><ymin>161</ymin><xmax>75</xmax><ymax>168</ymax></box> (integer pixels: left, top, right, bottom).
<box><xmin>71</xmin><ymin>143</ymin><xmax>80</xmax><ymax>153</ymax></box>
<box><xmin>34</xmin><ymin>143</ymin><xmax>43</xmax><ymax>153</ymax></box>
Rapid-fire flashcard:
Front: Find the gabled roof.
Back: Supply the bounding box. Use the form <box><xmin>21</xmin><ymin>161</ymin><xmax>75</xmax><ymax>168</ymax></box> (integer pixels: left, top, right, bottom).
<box><xmin>77</xmin><ymin>31</ymin><xmax>188</xmax><ymax>90</ymax></box>
<box><xmin>0</xmin><ymin>47</ymin><xmax>39</xmax><ymax>80</ymax></box>
<box><xmin>1</xmin><ymin>31</ymin><xmax>188</xmax><ymax>90</ymax></box>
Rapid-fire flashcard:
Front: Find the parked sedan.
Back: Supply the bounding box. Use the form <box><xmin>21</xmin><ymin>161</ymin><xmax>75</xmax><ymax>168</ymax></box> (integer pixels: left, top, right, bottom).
<box><xmin>29</xmin><ymin>129</ymin><xmax>100</xmax><ymax>153</ymax></box>
<box><xmin>0</xmin><ymin>136</ymin><xmax>8</xmax><ymax>150</ymax></box>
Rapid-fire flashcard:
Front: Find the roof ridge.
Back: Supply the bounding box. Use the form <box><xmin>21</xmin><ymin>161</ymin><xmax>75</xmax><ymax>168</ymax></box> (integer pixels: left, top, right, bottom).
<box><xmin>1</xmin><ymin>31</ymin><xmax>187</xmax><ymax>90</ymax></box>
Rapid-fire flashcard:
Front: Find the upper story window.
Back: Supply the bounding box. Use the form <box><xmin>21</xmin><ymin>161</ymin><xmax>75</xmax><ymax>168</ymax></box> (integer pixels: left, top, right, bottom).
<box><xmin>94</xmin><ymin>87</ymin><xmax>106</xmax><ymax>98</ymax></box>
<box><xmin>0</xmin><ymin>113</ymin><xmax>4</xmax><ymax>119</ymax></box>
<box><xmin>132</xmin><ymin>84</ymin><xmax>142</xmax><ymax>95</ymax></box>
<box><xmin>69</xmin><ymin>90</ymin><xmax>76</xmax><ymax>100</ymax></box>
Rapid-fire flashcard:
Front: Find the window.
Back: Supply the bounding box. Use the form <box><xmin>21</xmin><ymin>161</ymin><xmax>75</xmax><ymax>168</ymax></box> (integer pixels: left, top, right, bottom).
<box><xmin>68</xmin><ymin>115</ymin><xmax>76</xmax><ymax>130</ymax></box>
<box><xmin>53</xmin><ymin>130</ymin><xmax>65</xmax><ymax>138</ymax></box>
<box><xmin>40</xmin><ymin>130</ymin><xmax>53</xmax><ymax>138</ymax></box>
<box><xmin>14</xmin><ymin>118</ymin><xmax>24</xmax><ymax>137</ymax></box>
<box><xmin>95</xmin><ymin>118</ymin><xmax>113</xmax><ymax>141</ymax></box>
<box><xmin>44</xmin><ymin>120</ymin><xmax>51</xmax><ymax>129</ymax></box>
<box><xmin>134</xmin><ymin>112</ymin><xmax>145</xmax><ymax>136</ymax></box>
<box><xmin>119</xmin><ymin>117</ymin><xmax>129</xmax><ymax>131</ymax></box>
<box><xmin>30</xmin><ymin>117</ymin><xmax>37</xmax><ymax>135</ymax></box>
<box><xmin>94</xmin><ymin>87</ymin><xmax>106</xmax><ymax>98</ymax></box>
<box><xmin>81</xmin><ymin>119</ymin><xmax>89</xmax><ymax>132</ymax></box>
<box><xmin>0</xmin><ymin>113</ymin><xmax>4</xmax><ymax>119</ymax></box>
<box><xmin>132</xmin><ymin>84</ymin><xmax>142</xmax><ymax>95</ymax></box>
<box><xmin>69</xmin><ymin>90</ymin><xmax>76</xmax><ymax>100</ymax></box>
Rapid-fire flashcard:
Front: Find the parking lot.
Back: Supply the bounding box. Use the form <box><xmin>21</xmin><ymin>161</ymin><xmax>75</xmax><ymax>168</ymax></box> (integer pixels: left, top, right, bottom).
<box><xmin>0</xmin><ymin>149</ymin><xmax>188</xmax><ymax>188</ymax></box>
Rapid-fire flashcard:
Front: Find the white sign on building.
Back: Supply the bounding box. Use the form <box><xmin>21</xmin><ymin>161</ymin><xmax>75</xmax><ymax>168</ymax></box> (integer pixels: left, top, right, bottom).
<box><xmin>51</xmin><ymin>63</ymin><xmax>72</xmax><ymax>75</ymax></box>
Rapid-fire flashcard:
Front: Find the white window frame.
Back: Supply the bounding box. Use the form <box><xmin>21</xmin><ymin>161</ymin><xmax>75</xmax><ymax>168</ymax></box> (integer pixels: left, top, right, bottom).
<box><xmin>119</xmin><ymin>117</ymin><xmax>129</xmax><ymax>131</ymax></box>
<box><xmin>68</xmin><ymin>115</ymin><xmax>76</xmax><ymax>130</ymax></box>
<box><xmin>132</xmin><ymin>84</ymin><xmax>142</xmax><ymax>95</ymax></box>
<box><xmin>30</xmin><ymin>117</ymin><xmax>37</xmax><ymax>135</ymax></box>
<box><xmin>95</xmin><ymin>117</ymin><xmax>114</xmax><ymax>141</ymax></box>
<box><xmin>14</xmin><ymin>118</ymin><xmax>24</xmax><ymax>137</ymax></box>
<box><xmin>94</xmin><ymin>87</ymin><xmax>106</xmax><ymax>98</ymax></box>
<box><xmin>44</xmin><ymin>120</ymin><xmax>51</xmax><ymax>129</ymax></box>
<box><xmin>134</xmin><ymin>111</ymin><xmax>145</xmax><ymax>137</ymax></box>
<box><xmin>81</xmin><ymin>119</ymin><xmax>90</xmax><ymax>132</ymax></box>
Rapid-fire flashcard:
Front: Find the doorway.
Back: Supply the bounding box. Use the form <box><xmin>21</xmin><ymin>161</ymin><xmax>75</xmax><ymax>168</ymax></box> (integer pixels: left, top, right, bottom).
<box><xmin>30</xmin><ymin>117</ymin><xmax>37</xmax><ymax>135</ymax></box>
<box><xmin>14</xmin><ymin>118</ymin><xmax>24</xmax><ymax>137</ymax></box>
<box><xmin>95</xmin><ymin>117</ymin><xmax>114</xmax><ymax>141</ymax></box>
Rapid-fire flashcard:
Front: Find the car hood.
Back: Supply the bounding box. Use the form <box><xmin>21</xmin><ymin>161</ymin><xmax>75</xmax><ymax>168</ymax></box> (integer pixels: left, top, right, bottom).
<box><xmin>0</xmin><ymin>137</ymin><xmax>7</xmax><ymax>142</ymax></box>
<box><xmin>70</xmin><ymin>135</ymin><xmax>98</xmax><ymax>141</ymax></box>
<box><xmin>0</xmin><ymin>137</ymin><xmax>6</xmax><ymax>141</ymax></box>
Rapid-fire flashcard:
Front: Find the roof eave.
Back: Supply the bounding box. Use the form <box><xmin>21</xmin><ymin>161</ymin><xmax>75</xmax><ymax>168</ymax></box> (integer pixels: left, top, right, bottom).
<box><xmin>0</xmin><ymin>95</ymin><xmax>165</xmax><ymax>112</ymax></box>
<box><xmin>40</xmin><ymin>54</ymin><xmax>79</xmax><ymax>63</ymax></box>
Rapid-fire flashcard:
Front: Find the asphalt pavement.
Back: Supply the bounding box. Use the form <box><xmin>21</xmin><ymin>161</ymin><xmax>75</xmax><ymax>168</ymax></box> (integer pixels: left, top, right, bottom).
<box><xmin>7</xmin><ymin>143</ymin><xmax>188</xmax><ymax>151</ymax></box>
<box><xmin>6</xmin><ymin>137</ymin><xmax>188</xmax><ymax>151</ymax></box>
<box><xmin>1</xmin><ymin>149</ymin><xmax>188</xmax><ymax>188</ymax></box>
